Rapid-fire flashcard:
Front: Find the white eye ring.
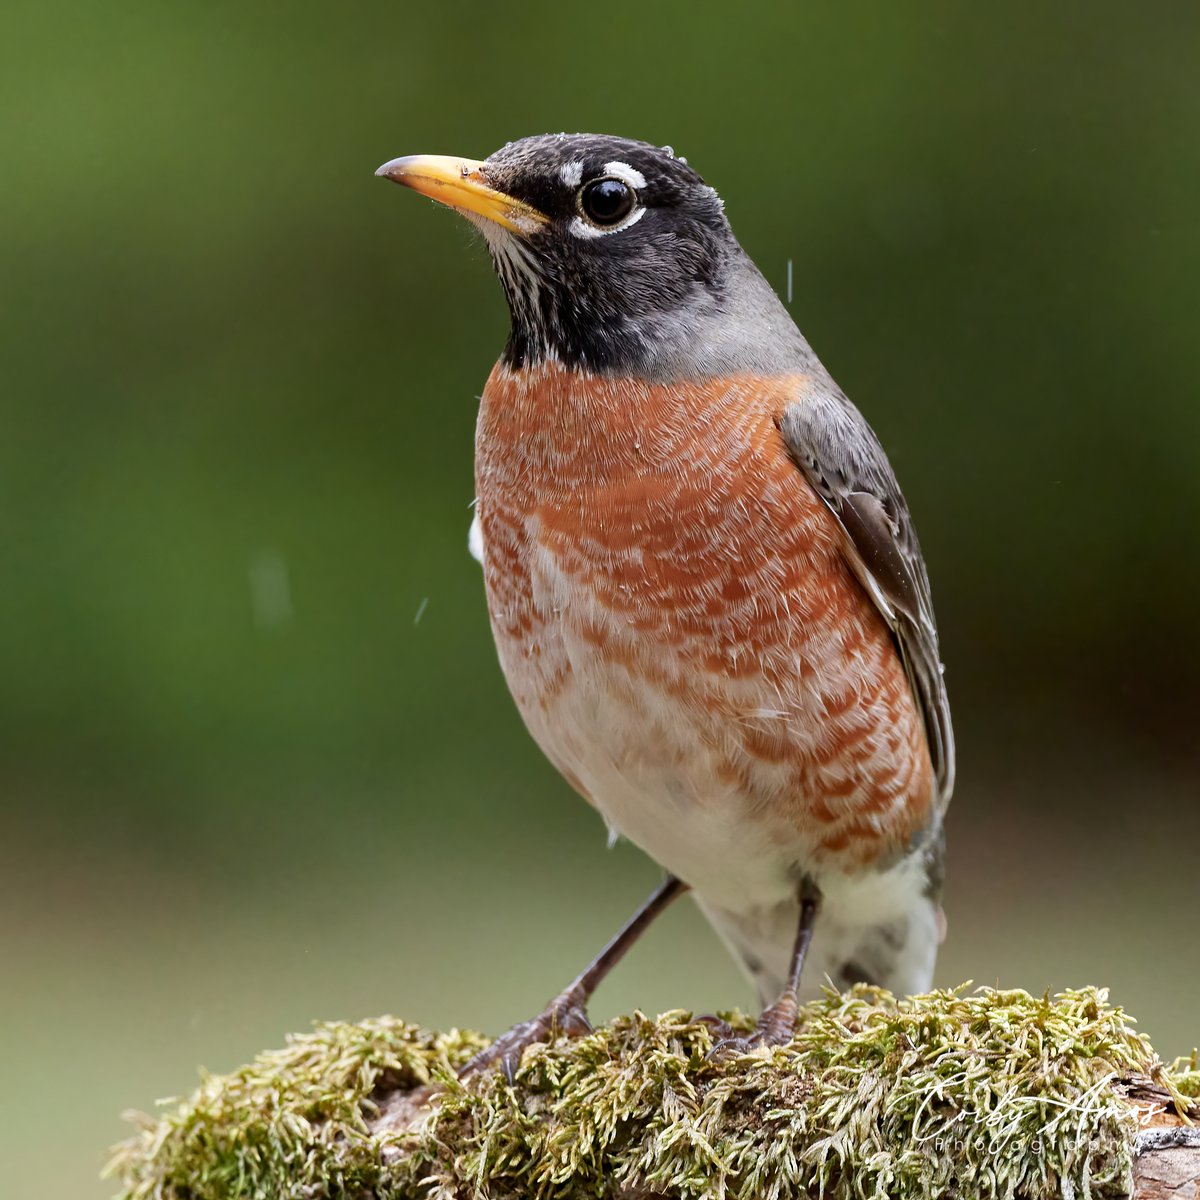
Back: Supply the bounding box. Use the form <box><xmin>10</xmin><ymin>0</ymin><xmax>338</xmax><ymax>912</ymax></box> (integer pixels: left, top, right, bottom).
<box><xmin>572</xmin><ymin>170</ymin><xmax>645</xmax><ymax>238</ymax></box>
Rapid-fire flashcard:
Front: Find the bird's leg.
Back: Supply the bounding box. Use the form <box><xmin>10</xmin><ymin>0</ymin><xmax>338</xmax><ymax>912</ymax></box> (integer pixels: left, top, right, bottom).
<box><xmin>753</xmin><ymin>876</ymin><xmax>822</xmax><ymax>1044</ymax></box>
<box><xmin>712</xmin><ymin>876</ymin><xmax>822</xmax><ymax>1055</ymax></box>
<box><xmin>460</xmin><ymin>875</ymin><xmax>688</xmax><ymax>1082</ymax></box>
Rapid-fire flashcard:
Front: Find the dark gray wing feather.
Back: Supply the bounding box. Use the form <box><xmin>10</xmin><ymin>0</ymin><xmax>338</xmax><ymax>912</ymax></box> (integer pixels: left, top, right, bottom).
<box><xmin>778</xmin><ymin>385</ymin><xmax>955</xmax><ymax>804</ymax></box>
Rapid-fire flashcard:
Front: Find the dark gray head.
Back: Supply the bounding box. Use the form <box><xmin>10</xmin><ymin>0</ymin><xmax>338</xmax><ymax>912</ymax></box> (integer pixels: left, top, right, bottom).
<box><xmin>377</xmin><ymin>133</ymin><xmax>814</xmax><ymax>381</ymax></box>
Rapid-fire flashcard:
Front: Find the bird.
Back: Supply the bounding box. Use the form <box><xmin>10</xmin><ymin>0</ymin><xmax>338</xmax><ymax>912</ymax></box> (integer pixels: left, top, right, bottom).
<box><xmin>376</xmin><ymin>133</ymin><xmax>954</xmax><ymax>1072</ymax></box>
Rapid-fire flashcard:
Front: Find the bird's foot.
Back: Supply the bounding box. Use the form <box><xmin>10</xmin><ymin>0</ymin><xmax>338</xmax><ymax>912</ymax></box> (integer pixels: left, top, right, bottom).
<box><xmin>459</xmin><ymin>988</ymin><xmax>592</xmax><ymax>1084</ymax></box>
<box><xmin>708</xmin><ymin>993</ymin><xmax>799</xmax><ymax>1058</ymax></box>
<box><xmin>692</xmin><ymin>1013</ymin><xmax>743</xmax><ymax>1042</ymax></box>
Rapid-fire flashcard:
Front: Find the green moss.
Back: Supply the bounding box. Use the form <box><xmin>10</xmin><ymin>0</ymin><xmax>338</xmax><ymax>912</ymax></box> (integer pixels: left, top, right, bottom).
<box><xmin>107</xmin><ymin>987</ymin><xmax>1194</xmax><ymax>1200</ymax></box>
<box><xmin>1172</xmin><ymin>1050</ymin><xmax>1200</xmax><ymax>1099</ymax></box>
<box><xmin>106</xmin><ymin>1018</ymin><xmax>487</xmax><ymax>1200</ymax></box>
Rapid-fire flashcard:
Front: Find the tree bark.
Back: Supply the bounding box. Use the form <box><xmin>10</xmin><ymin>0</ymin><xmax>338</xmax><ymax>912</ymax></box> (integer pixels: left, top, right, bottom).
<box><xmin>1133</xmin><ymin>1124</ymin><xmax>1200</xmax><ymax>1199</ymax></box>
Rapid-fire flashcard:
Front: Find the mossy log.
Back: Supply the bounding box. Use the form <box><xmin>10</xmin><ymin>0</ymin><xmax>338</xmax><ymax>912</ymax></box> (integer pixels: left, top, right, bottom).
<box><xmin>107</xmin><ymin>986</ymin><xmax>1198</xmax><ymax>1200</ymax></box>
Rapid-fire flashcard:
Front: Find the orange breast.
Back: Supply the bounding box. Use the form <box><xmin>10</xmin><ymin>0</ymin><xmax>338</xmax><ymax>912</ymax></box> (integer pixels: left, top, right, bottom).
<box><xmin>474</xmin><ymin>360</ymin><xmax>933</xmax><ymax>872</ymax></box>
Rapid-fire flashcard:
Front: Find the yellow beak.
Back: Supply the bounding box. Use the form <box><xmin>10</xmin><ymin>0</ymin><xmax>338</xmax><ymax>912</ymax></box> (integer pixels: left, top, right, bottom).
<box><xmin>375</xmin><ymin>154</ymin><xmax>548</xmax><ymax>234</ymax></box>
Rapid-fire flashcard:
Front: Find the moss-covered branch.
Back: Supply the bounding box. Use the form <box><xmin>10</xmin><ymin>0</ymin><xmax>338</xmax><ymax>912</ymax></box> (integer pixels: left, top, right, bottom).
<box><xmin>106</xmin><ymin>986</ymin><xmax>1198</xmax><ymax>1200</ymax></box>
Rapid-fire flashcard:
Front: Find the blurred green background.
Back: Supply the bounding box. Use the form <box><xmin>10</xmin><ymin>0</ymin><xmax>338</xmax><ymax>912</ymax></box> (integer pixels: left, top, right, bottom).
<box><xmin>3</xmin><ymin>2</ymin><xmax>1198</xmax><ymax>1195</ymax></box>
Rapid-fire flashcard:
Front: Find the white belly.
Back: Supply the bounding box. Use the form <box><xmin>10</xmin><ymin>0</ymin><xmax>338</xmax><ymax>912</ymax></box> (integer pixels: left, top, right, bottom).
<box><xmin>503</xmin><ymin>539</ymin><xmax>806</xmax><ymax>913</ymax></box>
<box><xmin>505</xmin><ymin>581</ymin><xmax>943</xmax><ymax>1003</ymax></box>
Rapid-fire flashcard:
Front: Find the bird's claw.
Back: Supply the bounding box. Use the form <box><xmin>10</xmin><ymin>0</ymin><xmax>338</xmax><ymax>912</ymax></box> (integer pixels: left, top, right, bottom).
<box><xmin>707</xmin><ymin>996</ymin><xmax>798</xmax><ymax>1060</ymax></box>
<box><xmin>692</xmin><ymin>1013</ymin><xmax>742</xmax><ymax>1043</ymax></box>
<box><xmin>459</xmin><ymin>990</ymin><xmax>592</xmax><ymax>1083</ymax></box>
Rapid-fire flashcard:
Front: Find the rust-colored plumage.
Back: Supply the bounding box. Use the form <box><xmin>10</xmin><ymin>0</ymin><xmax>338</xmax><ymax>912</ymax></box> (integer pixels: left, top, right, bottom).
<box><xmin>477</xmin><ymin>361</ymin><xmax>933</xmax><ymax>874</ymax></box>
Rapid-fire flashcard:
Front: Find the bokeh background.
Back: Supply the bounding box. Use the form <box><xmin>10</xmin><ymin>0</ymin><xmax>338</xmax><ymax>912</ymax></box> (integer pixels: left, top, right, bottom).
<box><xmin>4</xmin><ymin>2</ymin><xmax>1198</xmax><ymax>1194</ymax></box>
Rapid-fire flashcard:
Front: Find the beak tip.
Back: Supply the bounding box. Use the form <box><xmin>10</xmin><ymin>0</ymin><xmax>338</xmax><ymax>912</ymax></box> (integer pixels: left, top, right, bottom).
<box><xmin>377</xmin><ymin>155</ymin><xmax>421</xmax><ymax>181</ymax></box>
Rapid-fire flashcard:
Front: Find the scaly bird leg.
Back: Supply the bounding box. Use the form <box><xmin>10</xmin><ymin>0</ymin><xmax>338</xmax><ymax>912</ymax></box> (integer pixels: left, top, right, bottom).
<box><xmin>713</xmin><ymin>876</ymin><xmax>823</xmax><ymax>1055</ymax></box>
<box><xmin>753</xmin><ymin>876</ymin><xmax>822</xmax><ymax>1043</ymax></box>
<box><xmin>461</xmin><ymin>875</ymin><xmax>688</xmax><ymax>1082</ymax></box>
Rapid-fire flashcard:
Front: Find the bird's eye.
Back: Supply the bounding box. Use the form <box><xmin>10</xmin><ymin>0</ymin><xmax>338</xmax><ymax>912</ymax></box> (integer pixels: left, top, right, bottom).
<box><xmin>579</xmin><ymin>178</ymin><xmax>637</xmax><ymax>227</ymax></box>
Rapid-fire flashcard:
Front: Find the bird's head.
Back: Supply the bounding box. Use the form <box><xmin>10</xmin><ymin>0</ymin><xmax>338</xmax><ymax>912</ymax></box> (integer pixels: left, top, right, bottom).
<box><xmin>377</xmin><ymin>133</ymin><xmax>811</xmax><ymax>381</ymax></box>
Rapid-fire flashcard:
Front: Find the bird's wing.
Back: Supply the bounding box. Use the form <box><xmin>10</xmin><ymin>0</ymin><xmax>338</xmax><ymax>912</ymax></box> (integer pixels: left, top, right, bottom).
<box><xmin>778</xmin><ymin>383</ymin><xmax>955</xmax><ymax>804</ymax></box>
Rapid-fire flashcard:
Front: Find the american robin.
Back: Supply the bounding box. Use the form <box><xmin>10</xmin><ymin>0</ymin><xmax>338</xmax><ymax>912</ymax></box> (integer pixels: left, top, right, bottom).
<box><xmin>377</xmin><ymin>134</ymin><xmax>954</xmax><ymax>1072</ymax></box>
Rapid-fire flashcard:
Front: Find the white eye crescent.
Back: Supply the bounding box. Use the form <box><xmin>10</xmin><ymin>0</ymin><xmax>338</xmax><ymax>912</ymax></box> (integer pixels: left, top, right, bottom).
<box><xmin>569</xmin><ymin>208</ymin><xmax>646</xmax><ymax>239</ymax></box>
<box><xmin>600</xmin><ymin>161</ymin><xmax>647</xmax><ymax>189</ymax></box>
<box><xmin>572</xmin><ymin>163</ymin><xmax>646</xmax><ymax>238</ymax></box>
